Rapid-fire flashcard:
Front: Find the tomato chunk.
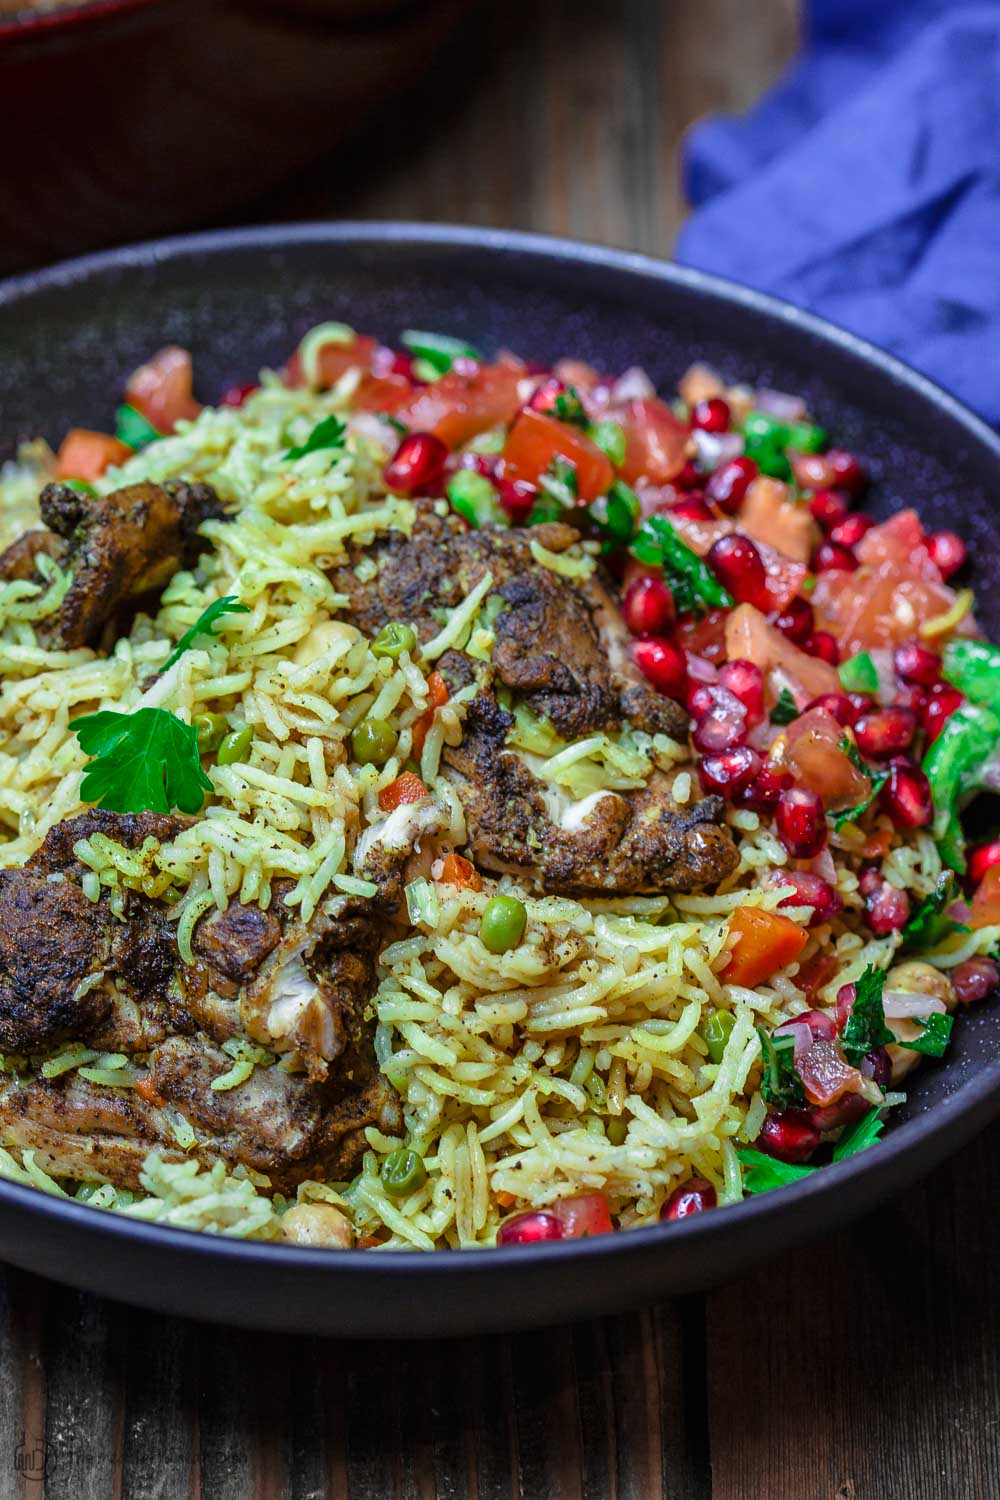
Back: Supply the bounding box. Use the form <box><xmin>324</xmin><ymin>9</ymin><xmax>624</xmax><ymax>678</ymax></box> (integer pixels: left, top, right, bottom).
<box><xmin>394</xmin><ymin>359</ymin><xmax>525</xmax><ymax>449</ymax></box>
<box><xmin>125</xmin><ymin>346</ymin><xmax>201</xmax><ymax>434</ymax></box>
<box><xmin>722</xmin><ymin>907</ymin><xmax>808</xmax><ymax>987</ymax></box>
<box><xmin>970</xmin><ymin>866</ymin><xmax>1000</xmax><ymax>930</ymax></box>
<box><xmin>785</xmin><ymin>708</ymin><xmax>872</xmax><ymax>809</ymax></box>
<box><xmin>503</xmin><ymin>407</ymin><xmax>613</xmax><ymax>502</ymax></box>
<box><xmin>724</xmin><ymin>604</ymin><xmax>839</xmax><ymax>705</ymax></box>
<box><xmin>550</xmin><ymin>1192</ymin><xmax>614</xmax><ymax>1239</ymax></box>
<box><xmin>437</xmin><ymin>853</ymin><xmax>482</xmax><ymax>892</ymax></box>
<box><xmin>285</xmin><ymin>334</ymin><xmax>378</xmax><ymax>390</ymax></box>
<box><xmin>796</xmin><ymin>1040</ymin><xmax>864</xmax><ymax>1106</ymax></box>
<box><xmin>54</xmin><ymin>429</ymin><xmax>132</xmax><ymax>482</ymax></box>
<box><xmin>616</xmin><ymin>397</ymin><xmax>689</xmax><ymax>485</ymax></box>
<box><xmin>378</xmin><ymin>773</ymin><xmax>428</xmax><ymax>812</ymax></box>
<box><xmin>411</xmin><ymin>671</ymin><xmax>450</xmax><ymax>756</ymax></box>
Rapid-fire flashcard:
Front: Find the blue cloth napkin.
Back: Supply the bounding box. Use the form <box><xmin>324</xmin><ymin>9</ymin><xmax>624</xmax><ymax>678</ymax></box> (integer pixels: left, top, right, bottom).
<box><xmin>676</xmin><ymin>1</ymin><xmax>1000</xmax><ymax>427</ymax></box>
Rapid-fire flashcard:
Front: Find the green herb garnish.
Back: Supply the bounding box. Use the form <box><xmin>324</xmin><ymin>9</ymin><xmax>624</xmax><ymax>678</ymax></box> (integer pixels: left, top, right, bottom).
<box><xmin>832</xmin><ymin>735</ymin><xmax>889</xmax><ymax>830</ymax></box>
<box><xmin>589</xmin><ymin>480</ymin><xmax>640</xmax><ymax>546</ymax></box>
<box><xmin>539</xmin><ymin>454</ymin><xmax>578</xmax><ymax>509</ymax></box>
<box><xmin>163</xmin><ymin>596</ymin><xmax>249</xmax><ymax>672</ymax></box>
<box><xmin>923</xmin><ymin>702</ymin><xmax>1000</xmax><ymax>871</ymax></box>
<box><xmin>838</xmin><ymin>651</ymin><xmax>879</xmax><ymax>695</ymax></box>
<box><xmin>770</xmin><ymin>688</ymin><xmax>799</xmax><ymax>726</ymax></box>
<box><xmin>631</xmin><ymin>514</ymin><xmax>733</xmax><ymax>616</ymax></box>
<box><xmin>283</xmin><ymin>414</ymin><xmax>347</xmax><ymax>462</ymax></box>
<box><xmin>839</xmin><ymin>965</ymin><xmax>894</xmax><ymax>1065</ymax></box>
<box><xmin>115</xmin><ymin>404</ymin><xmax>159</xmax><ymax>450</ymax></box>
<box><xmin>553</xmin><ymin>386</ymin><xmax>588</xmax><ymax>428</ymax></box>
<box><xmin>737</xmin><ymin>1148</ymin><xmax>816</xmax><ymax>1195</ymax></box>
<box><xmin>898</xmin><ymin>1012</ymin><xmax>954</xmax><ymax>1058</ymax></box>
<box><xmin>831</xmin><ymin>1106</ymin><xmax>885</xmax><ymax>1161</ymax></box>
<box><xmin>941</xmin><ymin>638</ymin><xmax>1000</xmax><ymax>707</ymax></box>
<box><xmin>901</xmin><ymin>872</ymin><xmax>968</xmax><ymax>951</ymax></box>
<box><xmin>757</xmin><ymin>1026</ymin><xmax>805</xmax><ymax>1108</ymax></box>
<box><xmin>589</xmin><ymin>419</ymin><xmax>627</xmax><ymax>467</ymax></box>
<box><xmin>399</xmin><ymin>330</ymin><xmax>482</xmax><ymax>376</ymax></box>
<box><xmin>71</xmin><ymin>707</ymin><xmax>212</xmax><ymax>815</ymax></box>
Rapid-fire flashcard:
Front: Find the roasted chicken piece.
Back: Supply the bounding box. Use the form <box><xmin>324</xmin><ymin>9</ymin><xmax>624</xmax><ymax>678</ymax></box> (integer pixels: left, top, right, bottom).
<box><xmin>0</xmin><ymin>479</ymin><xmax>225</xmax><ymax>649</ymax></box>
<box><xmin>0</xmin><ymin>809</ymin><xmax>401</xmax><ymax>1192</ymax></box>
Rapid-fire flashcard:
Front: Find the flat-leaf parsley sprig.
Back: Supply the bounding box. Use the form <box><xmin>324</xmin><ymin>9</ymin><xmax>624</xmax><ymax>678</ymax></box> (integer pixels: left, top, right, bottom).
<box><xmin>163</xmin><ymin>595</ymin><xmax>249</xmax><ymax>672</ymax></box>
<box><xmin>71</xmin><ymin>707</ymin><xmax>212</xmax><ymax>815</ymax></box>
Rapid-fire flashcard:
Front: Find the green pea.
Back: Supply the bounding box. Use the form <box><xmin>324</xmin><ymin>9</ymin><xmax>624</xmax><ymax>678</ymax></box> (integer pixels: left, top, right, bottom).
<box><xmin>380</xmin><ymin>1148</ymin><xmax>427</xmax><ymax>1197</ymax></box>
<box><xmin>479</xmin><ymin>894</ymin><xmax>527</xmax><ymax>953</ymax></box>
<box><xmin>700</xmin><ymin>1009</ymin><xmax>735</xmax><ymax>1064</ymax></box>
<box><xmin>193</xmin><ymin>711</ymin><xmax>228</xmax><ymax>754</ymax></box>
<box><xmin>371</xmin><ymin>621</ymin><xmax>417</xmax><ymax>660</ymax></box>
<box><xmin>351</xmin><ymin>718</ymin><xmax>398</xmax><ymax>765</ymax></box>
<box><xmin>589</xmin><ymin>419</ymin><xmax>627</xmax><ymax>468</ymax></box>
<box><xmin>217</xmin><ymin>725</ymin><xmax>253</xmax><ymax>766</ymax></box>
<box><xmin>446</xmin><ymin>469</ymin><xmax>504</xmax><ymax>529</ymax></box>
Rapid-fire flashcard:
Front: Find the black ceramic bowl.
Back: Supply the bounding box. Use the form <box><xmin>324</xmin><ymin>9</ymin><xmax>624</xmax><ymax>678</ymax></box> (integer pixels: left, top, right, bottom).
<box><xmin>1</xmin><ymin>224</ymin><xmax>998</xmax><ymax>1338</ymax></box>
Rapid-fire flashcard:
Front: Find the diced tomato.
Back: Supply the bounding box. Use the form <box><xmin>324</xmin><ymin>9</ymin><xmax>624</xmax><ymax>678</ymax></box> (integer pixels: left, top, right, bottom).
<box><xmin>677</xmin><ymin>607</ymin><xmax>729</xmax><ymax>665</ymax></box>
<box><xmin>393</xmin><ymin>358</ymin><xmax>525</xmax><ymax>449</ymax></box>
<box><xmin>54</xmin><ymin>429</ymin><xmax>132</xmax><ymax>482</ymax></box>
<box><xmin>550</xmin><ymin>1192</ymin><xmax>614</xmax><ymax>1239</ymax></box>
<box><xmin>739</xmin><ymin>479</ymin><xmax>819</xmax><ymax>566</ymax></box>
<box><xmin>503</xmin><ymin>407</ymin><xmax>613</xmax><ymax>502</ymax></box>
<box><xmin>124</xmin><ymin>346</ymin><xmax>201</xmax><ymax>434</ymax></box>
<box><xmin>378</xmin><ymin>772</ymin><xmax>428</xmax><ymax>812</ymax></box>
<box><xmin>724</xmin><ymin>603</ymin><xmax>840</xmax><ymax>705</ymax></box>
<box><xmin>970</xmin><ymin>865</ymin><xmax>1000</xmax><ymax>929</ymax></box>
<box><xmin>352</xmin><ymin>374</ymin><xmax>415</xmax><ymax>414</ymax></box>
<box><xmin>437</xmin><ymin>853</ymin><xmax>482</xmax><ymax>892</ymax></box>
<box><xmin>616</xmin><ymin>397</ymin><xmax>689</xmax><ymax>485</ymax></box>
<box><xmin>784</xmin><ymin>708</ymin><xmax>871</xmax><ymax>809</ymax></box>
<box><xmin>284</xmin><ymin>333</ymin><xmax>378</xmax><ymax>390</ymax></box>
<box><xmin>669</xmin><ymin>510</ymin><xmax>806</xmax><ymax>612</ymax></box>
<box><xmin>553</xmin><ymin>357</ymin><xmax>602</xmax><ymax>394</ymax></box>
<box><xmin>796</xmin><ymin>1040</ymin><xmax>864</xmax><ymax>1107</ymax></box>
<box><xmin>411</xmin><ymin>671</ymin><xmax>450</xmax><ymax>756</ymax></box>
<box><xmin>722</xmin><ymin>906</ymin><xmax>809</xmax><ymax>988</ymax></box>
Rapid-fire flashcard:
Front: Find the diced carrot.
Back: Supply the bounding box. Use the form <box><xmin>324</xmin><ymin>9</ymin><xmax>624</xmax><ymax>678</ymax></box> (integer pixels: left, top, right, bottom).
<box><xmin>495</xmin><ymin>1190</ymin><xmax>518</xmax><ymax>1209</ymax></box>
<box><xmin>427</xmin><ymin>671</ymin><xmax>450</xmax><ymax>709</ymax></box>
<box><xmin>135</xmin><ymin>1076</ymin><xmax>166</xmax><ymax>1108</ymax></box>
<box><xmin>503</xmin><ymin>407</ymin><xmax>614</xmax><ymax>502</ymax></box>
<box><xmin>54</xmin><ymin>429</ymin><xmax>131</xmax><ymax>482</ymax></box>
<box><xmin>357</xmin><ymin>1232</ymin><xmax>389</xmax><ymax>1250</ymax></box>
<box><xmin>970</xmin><ymin>865</ymin><xmax>1000</xmax><ymax>930</ymax></box>
<box><xmin>437</xmin><ymin>853</ymin><xmax>482</xmax><ymax>892</ymax></box>
<box><xmin>411</xmin><ymin>672</ymin><xmax>450</xmax><ymax>756</ymax></box>
<box><xmin>721</xmin><ymin>906</ymin><xmax>809</xmax><ymax>988</ymax></box>
<box><xmin>378</xmin><ymin>772</ymin><xmax>428</xmax><ymax>812</ymax></box>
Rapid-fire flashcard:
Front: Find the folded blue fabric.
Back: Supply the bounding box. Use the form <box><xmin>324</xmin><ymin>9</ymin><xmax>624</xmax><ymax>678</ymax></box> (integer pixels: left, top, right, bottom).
<box><xmin>676</xmin><ymin>1</ymin><xmax>1000</xmax><ymax>426</ymax></box>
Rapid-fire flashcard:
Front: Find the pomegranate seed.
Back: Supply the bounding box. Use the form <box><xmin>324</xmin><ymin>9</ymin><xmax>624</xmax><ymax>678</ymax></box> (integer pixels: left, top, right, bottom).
<box><xmin>825</xmin><ymin>449</ymin><xmax>866</xmax><ymax>496</ymax></box>
<box><xmin>893</xmin><ymin>641</ymin><xmax>941</xmax><ymax>687</ymax></box>
<box><xmin>669</xmin><ymin>491</ymin><xmax>713</xmax><ymax>522</ymax></box>
<box><xmin>809</xmin><ymin>488</ymin><xmax>850</xmax><ymax>528</ymax></box>
<box><xmin>633</xmin><ymin>637</ymin><xmax>688</xmax><ymax>697</ymax></box>
<box><xmin>691</xmin><ymin>397</ymin><xmax>730</xmax><ymax>433</ymax></box>
<box><xmin>496</xmin><ymin>476</ymin><xmax>537</xmax><ymax>523</ymax></box>
<box><xmin>734</xmin><ymin>763</ymin><xmax>794</xmax><ymax>811</ymax></box>
<box><xmin>893</xmin><ymin>683</ymin><xmax>929</xmax><ymax>715</ymax></box>
<box><xmin>768</xmin><ymin>597</ymin><xmax>814</xmax><ymax>646</ymax></box>
<box><xmin>698</xmin><ymin>746</ymin><xmax>761</xmax><ymax>798</ymax></box>
<box><xmin>220</xmin><ymin>382</ymin><xmax>258</xmax><ymax>407</ymax></box>
<box><xmin>805</xmin><ymin>692</ymin><xmax>858</xmax><ymax>728</ymax></box>
<box><xmin>865</xmin><ymin>878</ymin><xmax>910</xmax><ymax>935</ymax></box>
<box><xmin>807</xmin><ymin>631</ymin><xmax>840</xmax><ymax>666</ymax></box>
<box><xmin>810</xmin><ymin>1092</ymin><xmax>870</xmax><ymax>1131</ymax></box>
<box><xmin>675</xmin><ymin>460</ymin><xmax>702</xmax><ymax>490</ymax></box>
<box><xmin>951</xmin><ymin>958</ymin><xmax>1000</xmax><ymax>1005</ymax></box>
<box><xmin>776</xmin><ymin>787</ymin><xmax>827</xmax><ymax>858</ymax></box>
<box><xmin>847</xmin><ymin>692</ymin><xmax>874</xmax><ymax>716</ymax></box>
<box><xmin>968</xmin><ymin>840</ymin><xmax>1000</xmax><ymax>886</ymax></box>
<box><xmin>864</xmin><ymin>1047</ymin><xmax>892</xmax><ymax>1092</ymax></box>
<box><xmin>660</xmin><ymin>1178</ymin><xmax>717</xmax><ymax>1221</ymax></box>
<box><xmin>775</xmin><ymin>1008</ymin><xmax>839</xmax><ymax>1043</ymax></box>
<box><xmin>757</xmin><ymin>1111</ymin><xmax>820</xmax><ymax>1165</ymax></box>
<box><xmin>828</xmin><ymin>513</ymin><xmax>873</xmax><ymax>548</ymax></box>
<box><xmin>920</xmin><ymin>684</ymin><xmax>963</xmax><ymax>744</ymax></box>
<box><xmin>693</xmin><ymin>708</ymin><xmax>748</xmax><ymax>753</ymax></box>
<box><xmin>528</xmin><ymin>377</ymin><xmax>570</xmax><ymax>415</ymax></box>
<box><xmin>707</xmin><ymin>533</ymin><xmax>769</xmax><ymax>608</ymax></box>
<box><xmin>927</xmin><ymin>529</ymin><xmax>966</xmax><ymax>580</ymax></box>
<box><xmin>880</xmin><ymin>762</ymin><xmax>932</xmax><ymax>829</ymax></box>
<box><xmin>706</xmin><ymin>456</ymin><xmax>757</xmax><ymax>515</ymax></box>
<box><xmin>497</xmin><ymin>1211</ymin><xmax>563</xmax><ymax>1246</ymax></box>
<box><xmin>857</xmin><ymin>867</ymin><xmax>882</xmax><ymax>897</ymax></box>
<box><xmin>454</xmin><ymin>451</ymin><xmax>500</xmax><ymax>479</ymax></box>
<box><xmin>776</xmin><ymin>872</ymin><xmax>844</xmax><ymax>925</ymax></box>
<box><xmin>383</xmin><ymin>431</ymin><xmax>448</xmax><ymax>495</ymax></box>
<box><xmin>854</xmin><ymin>708</ymin><xmax>915</xmax><ymax>757</ymax></box>
<box><xmin>718</xmin><ymin>659</ymin><xmax>765</xmax><ymax>725</ymax></box>
<box><xmin>814</xmin><ymin>539</ymin><xmax>858</xmax><ymax>573</ymax></box>
<box><xmin>623</xmin><ymin>575</ymin><xmax>676</xmax><ymax>637</ymax></box>
<box><xmin>835</xmin><ymin>982</ymin><xmax>856</xmax><ymax>1031</ymax></box>
<box><xmin>687</xmin><ymin>683</ymin><xmax>717</xmax><ymax>717</ymax></box>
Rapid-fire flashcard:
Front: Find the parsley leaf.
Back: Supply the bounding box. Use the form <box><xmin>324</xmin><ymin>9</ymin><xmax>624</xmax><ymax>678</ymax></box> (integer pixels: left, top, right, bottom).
<box><xmin>770</xmin><ymin>688</ymin><xmax>799</xmax><ymax>725</ymax></box>
<box><xmin>898</xmin><ymin>1012</ymin><xmax>954</xmax><ymax>1058</ymax></box>
<box><xmin>588</xmin><ymin>480</ymin><xmax>640</xmax><ymax>546</ymax></box>
<box><xmin>757</xmin><ymin>1026</ymin><xmax>804</xmax><ymax>1108</ymax></box>
<box><xmin>283</xmin><ymin>415</ymin><xmax>347</xmax><ymax>462</ymax></box>
<box><xmin>839</xmin><ymin>965</ymin><xmax>894</xmax><ymax>1065</ymax></box>
<box><xmin>838</xmin><ymin>651</ymin><xmax>879</xmax><ymax>695</ymax></box>
<box><xmin>630</xmin><ymin>515</ymin><xmax>734</xmax><ymax>616</ymax></box>
<box><xmin>115</xmin><ymin>403</ymin><xmax>160</xmax><ymax>450</ymax></box>
<box><xmin>553</xmin><ymin>386</ymin><xmax>588</xmax><ymax>428</ymax></box>
<box><xmin>539</xmin><ymin>455</ymin><xmax>578</xmax><ymax>509</ymax></box>
<box><xmin>902</xmin><ymin>872</ymin><xmax>968</xmax><ymax>951</ymax></box>
<box><xmin>71</xmin><ymin>707</ymin><xmax>212</xmax><ymax>815</ymax></box>
<box><xmin>737</xmin><ymin>1148</ymin><xmax>816</xmax><ymax>1195</ymax></box>
<box><xmin>831</xmin><ymin>735</ymin><xmax>889</xmax><ymax>830</ymax></box>
<box><xmin>163</xmin><ymin>596</ymin><xmax>250</xmax><ymax>672</ymax></box>
<box><xmin>399</xmin><ymin>329</ymin><xmax>482</xmax><ymax>376</ymax></box>
<box><xmin>831</xmin><ymin>1106</ymin><xmax>885</xmax><ymax>1161</ymax></box>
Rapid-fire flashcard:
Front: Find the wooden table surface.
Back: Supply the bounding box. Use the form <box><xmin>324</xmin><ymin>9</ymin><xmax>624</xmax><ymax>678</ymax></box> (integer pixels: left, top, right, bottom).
<box><xmin>5</xmin><ymin>3</ymin><xmax>1000</xmax><ymax>1496</ymax></box>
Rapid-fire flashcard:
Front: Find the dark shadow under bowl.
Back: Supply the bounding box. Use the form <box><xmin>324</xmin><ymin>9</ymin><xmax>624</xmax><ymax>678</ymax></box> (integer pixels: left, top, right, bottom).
<box><xmin>0</xmin><ymin>223</ymin><xmax>998</xmax><ymax>1337</ymax></box>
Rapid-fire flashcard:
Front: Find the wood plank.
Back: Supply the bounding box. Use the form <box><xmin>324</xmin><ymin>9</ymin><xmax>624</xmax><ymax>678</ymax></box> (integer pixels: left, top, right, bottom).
<box><xmin>706</xmin><ymin>1117</ymin><xmax>1000</xmax><ymax>1500</ymax></box>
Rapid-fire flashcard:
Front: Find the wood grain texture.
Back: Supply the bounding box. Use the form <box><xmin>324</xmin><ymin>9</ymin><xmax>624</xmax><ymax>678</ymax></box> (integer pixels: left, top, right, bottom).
<box><xmin>13</xmin><ymin>4</ymin><xmax>999</xmax><ymax>1499</ymax></box>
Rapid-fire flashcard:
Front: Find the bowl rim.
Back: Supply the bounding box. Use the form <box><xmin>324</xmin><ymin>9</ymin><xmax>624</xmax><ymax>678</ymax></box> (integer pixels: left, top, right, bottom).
<box><xmin>1</xmin><ymin>218</ymin><xmax>999</xmax><ymax>1282</ymax></box>
<box><xmin>0</xmin><ymin>0</ymin><xmax>158</xmax><ymax>42</ymax></box>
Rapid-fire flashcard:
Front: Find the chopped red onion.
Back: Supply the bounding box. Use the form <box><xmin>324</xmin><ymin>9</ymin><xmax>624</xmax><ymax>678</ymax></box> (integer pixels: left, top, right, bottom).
<box><xmin>754</xmin><ymin>388</ymin><xmax>807</xmax><ymax>422</ymax></box>
<box><xmin>612</xmin><ymin>366</ymin><xmax>656</xmax><ymax>403</ymax></box>
<box><xmin>882</xmin><ymin>991</ymin><xmax>947</xmax><ymax>1019</ymax></box>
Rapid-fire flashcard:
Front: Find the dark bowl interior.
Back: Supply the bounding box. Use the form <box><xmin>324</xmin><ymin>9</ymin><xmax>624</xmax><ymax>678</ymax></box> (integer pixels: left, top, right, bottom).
<box><xmin>0</xmin><ymin>223</ymin><xmax>998</xmax><ymax>1337</ymax></box>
